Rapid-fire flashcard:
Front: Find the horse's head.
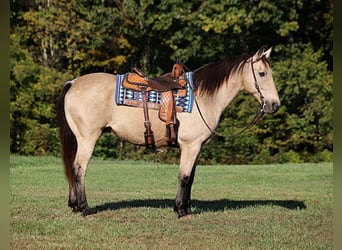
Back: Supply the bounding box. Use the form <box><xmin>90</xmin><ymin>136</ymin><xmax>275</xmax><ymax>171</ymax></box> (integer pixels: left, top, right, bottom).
<box><xmin>243</xmin><ymin>47</ymin><xmax>280</xmax><ymax>114</ymax></box>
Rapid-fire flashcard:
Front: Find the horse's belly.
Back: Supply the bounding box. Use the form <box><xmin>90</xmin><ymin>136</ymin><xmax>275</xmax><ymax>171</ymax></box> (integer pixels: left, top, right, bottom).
<box><xmin>110</xmin><ymin>106</ymin><xmax>168</xmax><ymax>147</ymax></box>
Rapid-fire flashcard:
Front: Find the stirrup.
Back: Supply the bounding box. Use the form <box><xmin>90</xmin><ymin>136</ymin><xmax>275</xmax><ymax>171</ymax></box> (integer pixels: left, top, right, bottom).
<box><xmin>165</xmin><ymin>122</ymin><xmax>179</xmax><ymax>147</ymax></box>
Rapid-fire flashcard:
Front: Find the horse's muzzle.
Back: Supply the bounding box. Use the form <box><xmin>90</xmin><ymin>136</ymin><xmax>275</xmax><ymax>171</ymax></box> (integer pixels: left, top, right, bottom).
<box><xmin>263</xmin><ymin>99</ymin><xmax>280</xmax><ymax>114</ymax></box>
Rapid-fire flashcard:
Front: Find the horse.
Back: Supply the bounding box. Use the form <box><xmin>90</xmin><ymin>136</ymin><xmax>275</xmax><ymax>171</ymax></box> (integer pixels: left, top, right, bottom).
<box><xmin>57</xmin><ymin>46</ymin><xmax>280</xmax><ymax>218</ymax></box>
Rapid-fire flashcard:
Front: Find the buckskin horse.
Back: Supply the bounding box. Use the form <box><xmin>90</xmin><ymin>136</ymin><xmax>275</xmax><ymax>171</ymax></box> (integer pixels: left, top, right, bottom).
<box><xmin>57</xmin><ymin>46</ymin><xmax>280</xmax><ymax>218</ymax></box>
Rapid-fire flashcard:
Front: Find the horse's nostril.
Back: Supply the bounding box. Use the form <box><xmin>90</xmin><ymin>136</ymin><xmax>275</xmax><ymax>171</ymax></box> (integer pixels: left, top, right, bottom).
<box><xmin>272</xmin><ymin>102</ymin><xmax>280</xmax><ymax>112</ymax></box>
<box><xmin>264</xmin><ymin>100</ymin><xmax>280</xmax><ymax>113</ymax></box>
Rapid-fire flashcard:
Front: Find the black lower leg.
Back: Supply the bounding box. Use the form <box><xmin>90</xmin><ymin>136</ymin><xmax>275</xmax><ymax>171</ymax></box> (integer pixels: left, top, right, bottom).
<box><xmin>70</xmin><ymin>166</ymin><xmax>97</xmax><ymax>216</ymax></box>
<box><xmin>174</xmin><ymin>166</ymin><xmax>197</xmax><ymax>217</ymax></box>
<box><xmin>76</xmin><ymin>183</ymin><xmax>97</xmax><ymax>216</ymax></box>
<box><xmin>68</xmin><ymin>182</ymin><xmax>78</xmax><ymax>212</ymax></box>
<box><xmin>174</xmin><ymin>179</ymin><xmax>191</xmax><ymax>217</ymax></box>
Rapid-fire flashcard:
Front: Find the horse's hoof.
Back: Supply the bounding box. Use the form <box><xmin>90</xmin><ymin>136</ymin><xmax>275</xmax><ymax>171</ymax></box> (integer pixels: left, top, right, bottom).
<box><xmin>70</xmin><ymin>206</ymin><xmax>81</xmax><ymax>213</ymax></box>
<box><xmin>186</xmin><ymin>207</ymin><xmax>193</xmax><ymax>215</ymax></box>
<box><xmin>82</xmin><ymin>208</ymin><xmax>97</xmax><ymax>217</ymax></box>
<box><xmin>175</xmin><ymin>208</ymin><xmax>186</xmax><ymax>218</ymax></box>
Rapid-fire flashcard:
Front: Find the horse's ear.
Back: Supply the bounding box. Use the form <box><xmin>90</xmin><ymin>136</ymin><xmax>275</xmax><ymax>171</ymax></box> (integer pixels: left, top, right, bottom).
<box><xmin>253</xmin><ymin>46</ymin><xmax>272</xmax><ymax>61</ymax></box>
<box><xmin>262</xmin><ymin>47</ymin><xmax>272</xmax><ymax>59</ymax></box>
<box><xmin>252</xmin><ymin>46</ymin><xmax>265</xmax><ymax>61</ymax></box>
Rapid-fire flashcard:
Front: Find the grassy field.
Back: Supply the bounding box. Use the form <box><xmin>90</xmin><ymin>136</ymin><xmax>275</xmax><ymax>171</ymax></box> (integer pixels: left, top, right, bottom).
<box><xmin>10</xmin><ymin>155</ymin><xmax>332</xmax><ymax>249</ymax></box>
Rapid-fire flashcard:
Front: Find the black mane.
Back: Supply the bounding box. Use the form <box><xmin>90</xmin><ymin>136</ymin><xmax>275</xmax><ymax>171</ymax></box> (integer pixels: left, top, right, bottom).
<box><xmin>192</xmin><ymin>53</ymin><xmax>269</xmax><ymax>96</ymax></box>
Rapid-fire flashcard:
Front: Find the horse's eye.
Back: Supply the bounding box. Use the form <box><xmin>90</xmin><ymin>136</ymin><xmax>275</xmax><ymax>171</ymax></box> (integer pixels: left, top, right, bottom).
<box><xmin>259</xmin><ymin>72</ymin><xmax>266</xmax><ymax>77</ymax></box>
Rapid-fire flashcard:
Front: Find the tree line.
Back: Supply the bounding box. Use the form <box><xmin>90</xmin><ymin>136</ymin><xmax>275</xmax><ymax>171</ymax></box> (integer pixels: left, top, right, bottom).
<box><xmin>10</xmin><ymin>0</ymin><xmax>333</xmax><ymax>164</ymax></box>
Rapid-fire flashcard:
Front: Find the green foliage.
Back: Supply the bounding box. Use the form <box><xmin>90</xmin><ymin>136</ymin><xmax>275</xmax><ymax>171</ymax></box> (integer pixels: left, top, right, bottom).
<box><xmin>272</xmin><ymin>44</ymin><xmax>333</xmax><ymax>160</ymax></box>
<box><xmin>93</xmin><ymin>133</ymin><xmax>119</xmax><ymax>159</ymax></box>
<box><xmin>313</xmin><ymin>150</ymin><xmax>333</xmax><ymax>163</ymax></box>
<box><xmin>277</xmin><ymin>150</ymin><xmax>303</xmax><ymax>164</ymax></box>
<box><xmin>21</xmin><ymin>122</ymin><xmax>60</xmax><ymax>156</ymax></box>
<box><xmin>10</xmin><ymin>0</ymin><xmax>332</xmax><ymax>163</ymax></box>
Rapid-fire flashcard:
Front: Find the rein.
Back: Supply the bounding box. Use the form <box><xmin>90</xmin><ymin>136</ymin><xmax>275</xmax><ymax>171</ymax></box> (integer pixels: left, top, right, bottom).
<box><xmin>181</xmin><ymin>59</ymin><xmax>266</xmax><ymax>139</ymax></box>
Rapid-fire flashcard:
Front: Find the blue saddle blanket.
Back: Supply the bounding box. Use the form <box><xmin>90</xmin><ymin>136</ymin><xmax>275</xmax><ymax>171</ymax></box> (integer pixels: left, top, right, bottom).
<box><xmin>115</xmin><ymin>72</ymin><xmax>194</xmax><ymax>113</ymax></box>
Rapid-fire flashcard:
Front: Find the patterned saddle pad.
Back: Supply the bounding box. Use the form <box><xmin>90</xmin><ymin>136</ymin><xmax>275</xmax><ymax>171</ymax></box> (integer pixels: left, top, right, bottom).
<box><xmin>115</xmin><ymin>72</ymin><xmax>194</xmax><ymax>113</ymax></box>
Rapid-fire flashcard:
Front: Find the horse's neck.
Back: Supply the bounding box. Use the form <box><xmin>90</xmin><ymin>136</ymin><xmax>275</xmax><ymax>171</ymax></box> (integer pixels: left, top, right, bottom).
<box><xmin>196</xmin><ymin>76</ymin><xmax>242</xmax><ymax>129</ymax></box>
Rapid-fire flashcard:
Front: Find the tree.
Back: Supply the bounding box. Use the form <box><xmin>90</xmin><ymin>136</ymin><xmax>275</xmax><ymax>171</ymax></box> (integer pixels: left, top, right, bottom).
<box><xmin>10</xmin><ymin>0</ymin><xmax>333</xmax><ymax>163</ymax></box>
<box><xmin>271</xmin><ymin>43</ymin><xmax>333</xmax><ymax>162</ymax></box>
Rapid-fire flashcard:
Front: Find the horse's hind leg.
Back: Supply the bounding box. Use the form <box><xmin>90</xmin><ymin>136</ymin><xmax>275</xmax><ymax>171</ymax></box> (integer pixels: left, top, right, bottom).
<box><xmin>69</xmin><ymin>131</ymin><xmax>101</xmax><ymax>216</ymax></box>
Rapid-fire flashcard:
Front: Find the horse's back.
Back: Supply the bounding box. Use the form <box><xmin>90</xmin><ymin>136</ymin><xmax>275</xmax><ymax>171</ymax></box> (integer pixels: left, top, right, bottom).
<box><xmin>68</xmin><ymin>72</ymin><xmax>116</xmax><ymax>93</ymax></box>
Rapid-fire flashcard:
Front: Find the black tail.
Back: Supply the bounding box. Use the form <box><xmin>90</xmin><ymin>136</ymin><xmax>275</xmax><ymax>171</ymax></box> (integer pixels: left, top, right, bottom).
<box><xmin>57</xmin><ymin>81</ymin><xmax>77</xmax><ymax>188</ymax></box>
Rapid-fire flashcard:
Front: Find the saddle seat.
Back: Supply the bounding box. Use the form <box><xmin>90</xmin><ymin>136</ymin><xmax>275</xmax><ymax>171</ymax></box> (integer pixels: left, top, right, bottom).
<box><xmin>121</xmin><ymin>63</ymin><xmax>188</xmax><ymax>149</ymax></box>
<box><xmin>123</xmin><ymin>66</ymin><xmax>187</xmax><ymax>92</ymax></box>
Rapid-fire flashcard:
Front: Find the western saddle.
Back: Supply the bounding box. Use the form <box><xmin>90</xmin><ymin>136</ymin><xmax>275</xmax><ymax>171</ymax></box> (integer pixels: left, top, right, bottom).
<box><xmin>122</xmin><ymin>63</ymin><xmax>187</xmax><ymax>150</ymax></box>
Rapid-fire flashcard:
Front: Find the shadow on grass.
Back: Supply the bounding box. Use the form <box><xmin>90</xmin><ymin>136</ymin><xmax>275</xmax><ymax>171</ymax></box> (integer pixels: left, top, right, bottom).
<box><xmin>94</xmin><ymin>198</ymin><xmax>306</xmax><ymax>214</ymax></box>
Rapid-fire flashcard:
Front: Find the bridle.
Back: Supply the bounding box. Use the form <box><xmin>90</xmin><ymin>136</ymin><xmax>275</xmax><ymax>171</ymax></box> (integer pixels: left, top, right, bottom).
<box><xmin>250</xmin><ymin>58</ymin><xmax>267</xmax><ymax>113</ymax></box>
<box><xmin>229</xmin><ymin>58</ymin><xmax>268</xmax><ymax>135</ymax></box>
<box><xmin>182</xmin><ymin>57</ymin><xmax>267</xmax><ymax>138</ymax></box>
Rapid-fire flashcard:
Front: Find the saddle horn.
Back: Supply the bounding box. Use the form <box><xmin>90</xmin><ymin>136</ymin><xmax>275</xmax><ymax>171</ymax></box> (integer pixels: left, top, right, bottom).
<box><xmin>133</xmin><ymin>67</ymin><xmax>146</xmax><ymax>78</ymax></box>
<box><xmin>171</xmin><ymin>63</ymin><xmax>183</xmax><ymax>78</ymax></box>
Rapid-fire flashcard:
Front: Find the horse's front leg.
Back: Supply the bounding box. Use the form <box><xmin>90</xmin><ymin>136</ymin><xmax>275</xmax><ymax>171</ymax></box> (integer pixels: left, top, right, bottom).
<box><xmin>174</xmin><ymin>142</ymin><xmax>201</xmax><ymax>218</ymax></box>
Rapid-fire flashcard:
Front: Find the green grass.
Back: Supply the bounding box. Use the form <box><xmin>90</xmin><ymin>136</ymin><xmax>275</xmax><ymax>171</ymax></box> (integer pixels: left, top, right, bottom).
<box><xmin>10</xmin><ymin>155</ymin><xmax>332</xmax><ymax>249</ymax></box>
